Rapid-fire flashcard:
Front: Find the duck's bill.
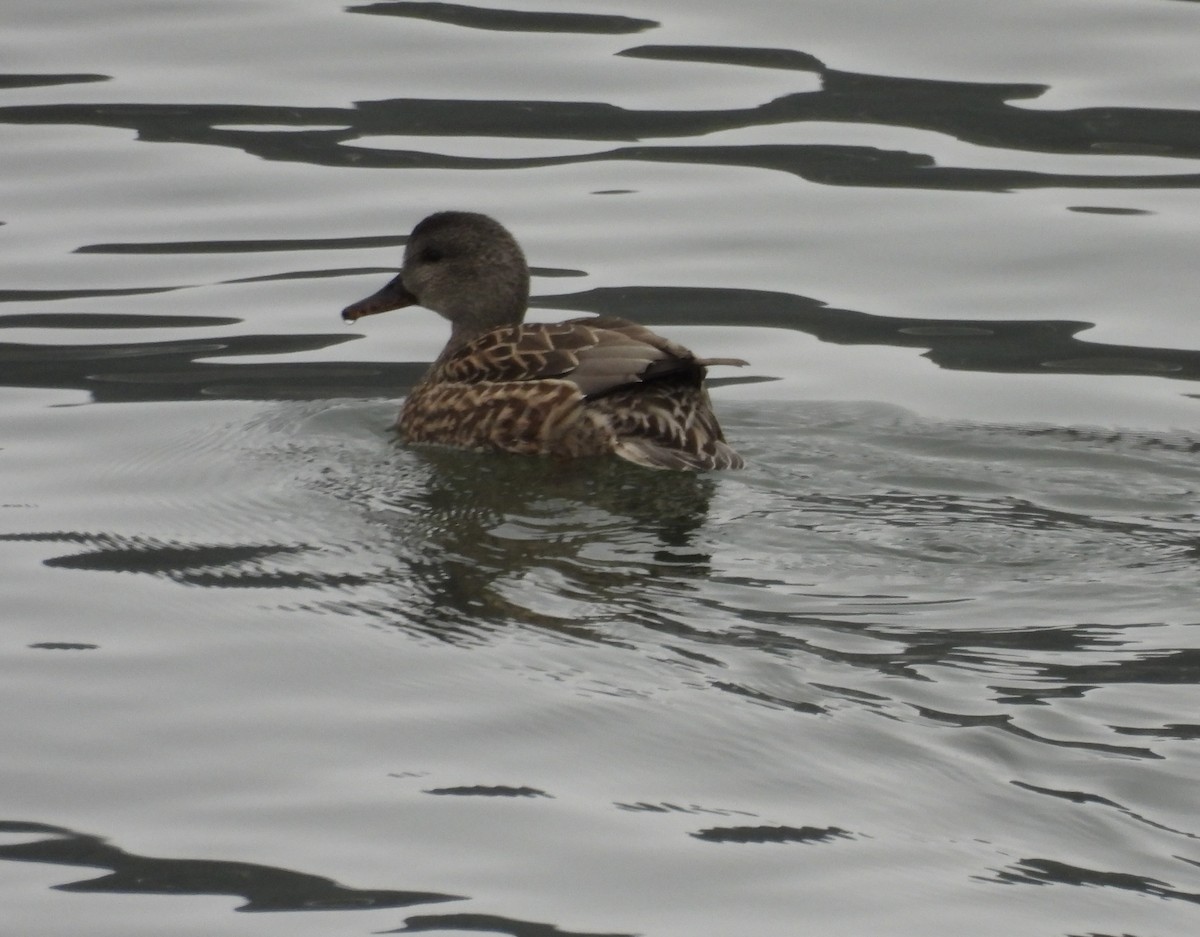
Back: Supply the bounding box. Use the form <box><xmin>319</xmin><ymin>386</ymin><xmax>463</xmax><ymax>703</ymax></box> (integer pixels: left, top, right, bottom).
<box><xmin>341</xmin><ymin>273</ymin><xmax>417</xmax><ymax>322</ymax></box>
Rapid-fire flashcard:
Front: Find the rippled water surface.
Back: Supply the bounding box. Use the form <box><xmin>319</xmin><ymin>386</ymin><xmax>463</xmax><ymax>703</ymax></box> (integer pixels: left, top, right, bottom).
<box><xmin>3</xmin><ymin>2</ymin><xmax>1200</xmax><ymax>936</ymax></box>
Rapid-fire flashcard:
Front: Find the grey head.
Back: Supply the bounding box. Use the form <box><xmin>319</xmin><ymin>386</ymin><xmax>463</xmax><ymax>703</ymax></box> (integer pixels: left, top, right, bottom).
<box><xmin>341</xmin><ymin>211</ymin><xmax>531</xmax><ymax>351</ymax></box>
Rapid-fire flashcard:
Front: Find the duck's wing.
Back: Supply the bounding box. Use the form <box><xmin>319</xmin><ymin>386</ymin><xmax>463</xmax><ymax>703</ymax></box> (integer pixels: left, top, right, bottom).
<box><xmin>436</xmin><ymin>317</ymin><xmax>744</xmax><ymax>399</ymax></box>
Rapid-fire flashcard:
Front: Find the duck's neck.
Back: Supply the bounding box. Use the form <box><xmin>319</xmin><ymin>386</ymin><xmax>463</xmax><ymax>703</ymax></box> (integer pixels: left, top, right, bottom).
<box><xmin>443</xmin><ymin>320</ymin><xmax>487</xmax><ymax>357</ymax></box>
<box><xmin>440</xmin><ymin>300</ymin><xmax>527</xmax><ymax>357</ymax></box>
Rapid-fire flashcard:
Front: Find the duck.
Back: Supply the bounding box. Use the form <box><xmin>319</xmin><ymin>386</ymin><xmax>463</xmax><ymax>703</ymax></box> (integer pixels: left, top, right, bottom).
<box><xmin>341</xmin><ymin>211</ymin><xmax>746</xmax><ymax>470</ymax></box>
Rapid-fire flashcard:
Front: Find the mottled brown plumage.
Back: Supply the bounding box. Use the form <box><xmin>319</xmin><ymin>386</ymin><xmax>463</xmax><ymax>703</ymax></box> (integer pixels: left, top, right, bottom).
<box><xmin>342</xmin><ymin>212</ymin><xmax>745</xmax><ymax>470</ymax></box>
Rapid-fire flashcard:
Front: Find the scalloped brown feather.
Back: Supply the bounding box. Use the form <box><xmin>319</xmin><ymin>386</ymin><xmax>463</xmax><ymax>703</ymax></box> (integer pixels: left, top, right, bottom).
<box><xmin>398</xmin><ymin>316</ymin><xmax>745</xmax><ymax>470</ymax></box>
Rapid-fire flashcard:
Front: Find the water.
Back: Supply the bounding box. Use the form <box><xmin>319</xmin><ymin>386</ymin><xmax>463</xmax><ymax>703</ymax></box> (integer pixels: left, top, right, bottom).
<box><xmin>3</xmin><ymin>2</ymin><xmax>1200</xmax><ymax>935</ymax></box>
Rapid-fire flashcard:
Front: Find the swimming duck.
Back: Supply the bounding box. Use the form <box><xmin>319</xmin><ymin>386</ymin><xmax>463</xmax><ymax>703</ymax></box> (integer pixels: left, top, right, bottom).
<box><xmin>341</xmin><ymin>211</ymin><xmax>745</xmax><ymax>470</ymax></box>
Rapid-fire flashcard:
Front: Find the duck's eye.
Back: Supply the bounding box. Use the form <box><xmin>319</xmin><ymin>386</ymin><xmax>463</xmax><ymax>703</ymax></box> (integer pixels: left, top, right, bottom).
<box><xmin>420</xmin><ymin>246</ymin><xmax>444</xmax><ymax>263</ymax></box>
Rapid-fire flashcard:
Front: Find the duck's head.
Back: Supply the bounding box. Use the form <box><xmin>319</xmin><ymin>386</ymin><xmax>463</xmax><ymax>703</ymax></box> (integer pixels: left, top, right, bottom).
<box><xmin>341</xmin><ymin>211</ymin><xmax>531</xmax><ymax>345</ymax></box>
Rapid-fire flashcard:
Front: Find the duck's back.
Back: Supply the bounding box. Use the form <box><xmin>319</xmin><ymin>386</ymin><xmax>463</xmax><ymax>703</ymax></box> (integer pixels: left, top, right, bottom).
<box><xmin>397</xmin><ymin>317</ymin><xmax>744</xmax><ymax>470</ymax></box>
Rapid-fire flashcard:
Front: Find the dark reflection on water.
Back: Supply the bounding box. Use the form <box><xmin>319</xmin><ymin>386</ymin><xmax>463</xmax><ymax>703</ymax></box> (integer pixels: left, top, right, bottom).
<box><xmin>423</xmin><ymin>785</ymin><xmax>550</xmax><ymax>797</ymax></box>
<box><xmin>0</xmin><ymin>820</ymin><xmax>640</xmax><ymax>934</ymax></box>
<box><xmin>689</xmin><ymin>615</ymin><xmax>1187</xmax><ymax>748</ymax></box>
<box><xmin>6</xmin><ymin>39</ymin><xmax>1200</xmax><ymax>402</ymax></box>
<box><xmin>4</xmin><ymin>393</ymin><xmax>1197</xmax><ymax>927</ymax></box>
<box><xmin>1012</xmin><ymin>781</ymin><xmax>1200</xmax><ymax>840</ymax></box>
<box><xmin>348</xmin><ymin>1</ymin><xmax>657</xmax><ymax>34</ymax></box>
<box><xmin>0</xmin><ymin>447</ymin><xmax>719</xmax><ymax>620</ymax></box>
<box><xmin>0</xmin><ymin>324</ymin><xmax>423</xmax><ymax>401</ymax></box>
<box><xmin>384</xmin><ymin>912</ymin><xmax>633</xmax><ymax>937</ymax></box>
<box><xmin>0</xmin><ymin>73</ymin><xmax>107</xmax><ymax>90</ymax></box>
<box><xmin>4</xmin><ymin>42</ymin><xmax>1200</xmax><ymax>192</ymax></box>
<box><xmin>713</xmin><ymin>680</ymin><xmax>827</xmax><ymax>715</ymax></box>
<box><xmin>537</xmin><ymin>286</ymin><xmax>1200</xmax><ymax>383</ymax></box>
<box><xmin>9</xmin><ymin>407</ymin><xmax>1194</xmax><ymax>748</ymax></box>
<box><xmin>1</xmin><ymin>313</ymin><xmax>240</xmax><ymax>329</ymax></box>
<box><xmin>74</xmin><ymin>234</ymin><xmax>408</xmax><ymax>255</ymax></box>
<box><xmin>1111</xmin><ymin>723</ymin><xmax>1200</xmax><ymax>740</ymax></box>
<box><xmin>0</xmin><ymin>820</ymin><xmax>460</xmax><ymax>911</ymax></box>
<box><xmin>689</xmin><ymin>824</ymin><xmax>853</xmax><ymax>844</ymax></box>
<box><xmin>989</xmin><ymin>857</ymin><xmax>1200</xmax><ymax>906</ymax></box>
<box><xmin>0</xmin><ymin>530</ymin><xmax>372</xmax><ymax>589</ymax></box>
<box><xmin>621</xmin><ymin>44</ymin><xmax>1200</xmax><ymax>162</ymax></box>
<box><xmin>914</xmin><ymin>705</ymin><xmax>1156</xmax><ymax>758</ymax></box>
<box><xmin>0</xmin><ymin>286</ymin><xmax>177</xmax><ymax>304</ymax></box>
<box><xmin>3</xmin><ymin>284</ymin><xmax>1200</xmax><ymax>402</ymax></box>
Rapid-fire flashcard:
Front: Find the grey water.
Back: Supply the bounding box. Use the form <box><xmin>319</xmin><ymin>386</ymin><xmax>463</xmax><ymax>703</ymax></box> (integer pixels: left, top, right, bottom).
<box><xmin>3</xmin><ymin>2</ymin><xmax>1200</xmax><ymax>936</ymax></box>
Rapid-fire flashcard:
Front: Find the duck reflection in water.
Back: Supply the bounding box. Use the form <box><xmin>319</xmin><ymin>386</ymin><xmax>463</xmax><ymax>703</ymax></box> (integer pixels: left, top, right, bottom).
<box><xmin>346</xmin><ymin>447</ymin><xmax>721</xmax><ymax>644</ymax></box>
